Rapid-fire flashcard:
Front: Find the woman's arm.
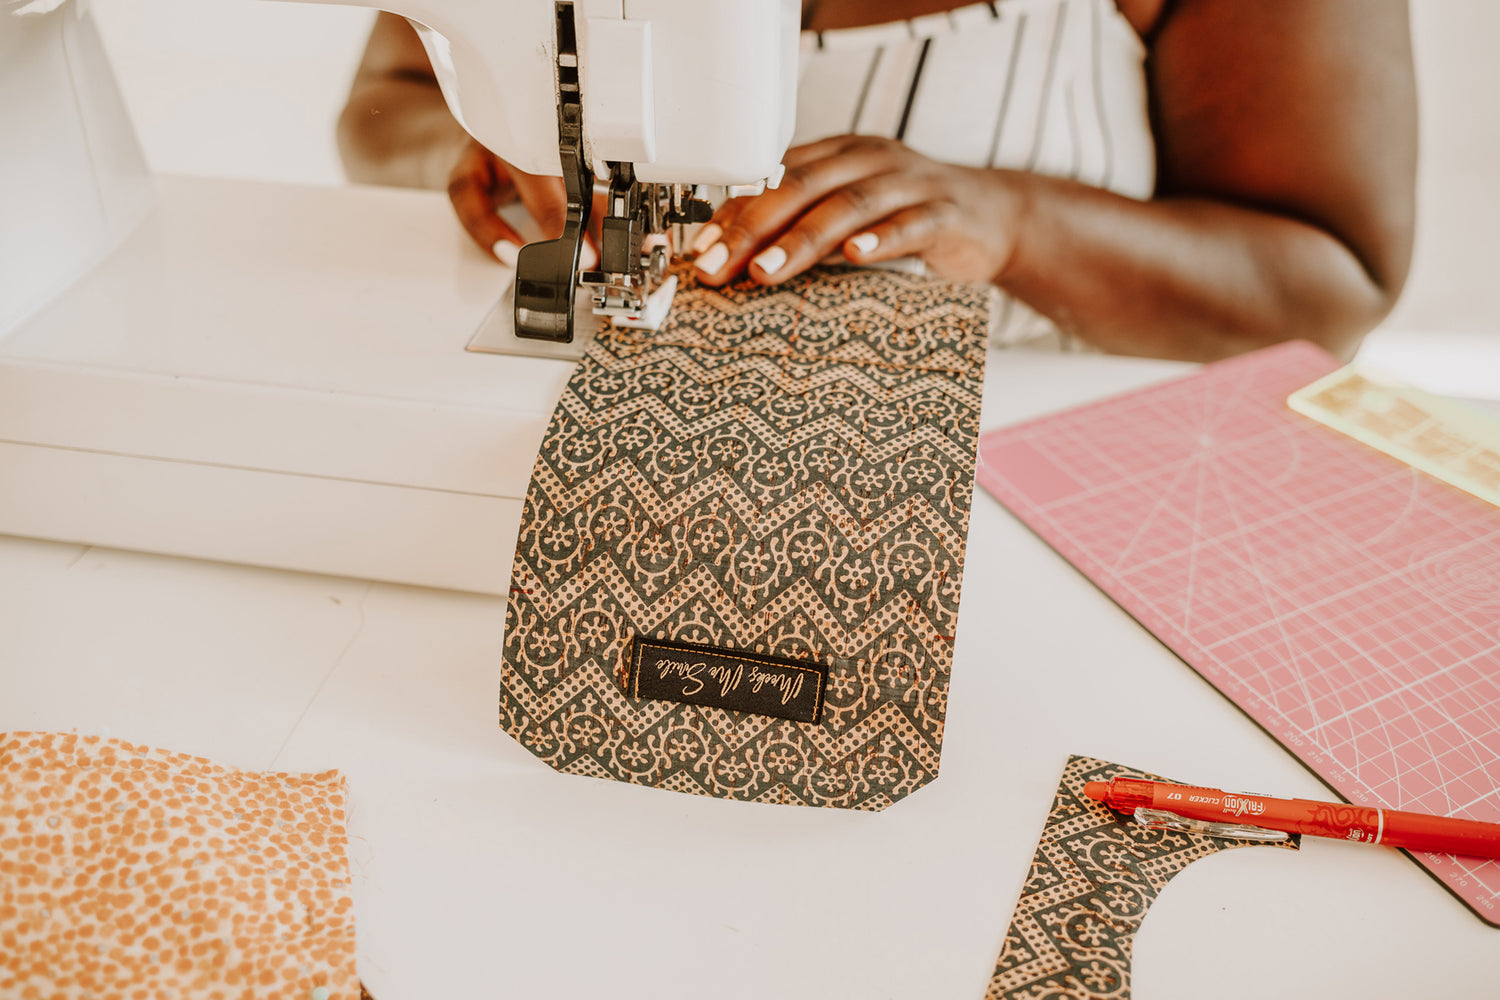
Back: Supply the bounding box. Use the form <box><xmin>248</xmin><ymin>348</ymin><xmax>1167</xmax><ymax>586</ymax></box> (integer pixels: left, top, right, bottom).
<box><xmin>1003</xmin><ymin>0</ymin><xmax>1417</xmax><ymax>360</ymax></box>
<box><xmin>694</xmin><ymin>0</ymin><xmax>1416</xmax><ymax>362</ymax></box>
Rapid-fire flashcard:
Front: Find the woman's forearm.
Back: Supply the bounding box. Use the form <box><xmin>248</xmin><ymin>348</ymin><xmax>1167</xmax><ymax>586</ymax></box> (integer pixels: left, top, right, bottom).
<box><xmin>991</xmin><ymin>169</ymin><xmax>1402</xmax><ymax>362</ymax></box>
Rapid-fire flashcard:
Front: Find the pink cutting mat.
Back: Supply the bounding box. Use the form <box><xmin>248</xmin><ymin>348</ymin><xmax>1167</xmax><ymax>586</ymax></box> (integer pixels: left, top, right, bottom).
<box><xmin>977</xmin><ymin>341</ymin><xmax>1500</xmax><ymax>925</ymax></box>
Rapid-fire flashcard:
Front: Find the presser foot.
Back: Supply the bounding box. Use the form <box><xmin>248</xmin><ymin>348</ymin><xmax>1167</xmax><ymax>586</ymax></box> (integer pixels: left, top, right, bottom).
<box><xmin>609</xmin><ymin>274</ymin><xmax>677</xmax><ymax>331</ymax></box>
<box><xmin>466</xmin><ymin>272</ymin><xmax>678</xmax><ymax>360</ymax></box>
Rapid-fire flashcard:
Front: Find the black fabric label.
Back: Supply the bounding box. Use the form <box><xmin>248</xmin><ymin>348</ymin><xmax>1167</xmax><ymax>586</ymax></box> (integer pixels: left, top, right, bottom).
<box><xmin>629</xmin><ymin>637</ymin><xmax>827</xmax><ymax>724</ymax></box>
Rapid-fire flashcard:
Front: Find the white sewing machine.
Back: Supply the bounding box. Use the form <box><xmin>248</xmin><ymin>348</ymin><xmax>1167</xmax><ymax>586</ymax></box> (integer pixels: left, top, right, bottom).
<box><xmin>336</xmin><ymin>0</ymin><xmax>796</xmax><ymax>342</ymax></box>
<box><xmin>0</xmin><ymin>0</ymin><xmax>797</xmax><ymax>593</ymax></box>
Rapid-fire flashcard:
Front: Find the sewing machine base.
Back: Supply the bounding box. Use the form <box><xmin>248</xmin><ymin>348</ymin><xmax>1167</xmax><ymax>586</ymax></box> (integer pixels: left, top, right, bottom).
<box><xmin>0</xmin><ymin>177</ymin><xmax>574</xmax><ymax>595</ymax></box>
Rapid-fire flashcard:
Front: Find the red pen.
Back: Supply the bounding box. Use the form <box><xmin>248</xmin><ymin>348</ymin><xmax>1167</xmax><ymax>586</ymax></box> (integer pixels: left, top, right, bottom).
<box><xmin>1084</xmin><ymin>777</ymin><xmax>1500</xmax><ymax>860</ymax></box>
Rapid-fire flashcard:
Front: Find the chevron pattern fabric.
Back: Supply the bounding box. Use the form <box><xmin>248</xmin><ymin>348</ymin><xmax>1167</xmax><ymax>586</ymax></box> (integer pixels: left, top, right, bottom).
<box><xmin>501</xmin><ymin>265</ymin><xmax>990</xmax><ymax>809</ymax></box>
<box><xmin>986</xmin><ymin>756</ymin><xmax>1299</xmax><ymax>999</ymax></box>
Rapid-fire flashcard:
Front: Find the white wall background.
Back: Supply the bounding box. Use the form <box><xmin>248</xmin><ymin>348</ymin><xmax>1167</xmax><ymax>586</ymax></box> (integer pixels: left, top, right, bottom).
<box><xmin>1390</xmin><ymin>2</ymin><xmax>1500</xmax><ymax>334</ymax></box>
<box><xmin>91</xmin><ymin>0</ymin><xmax>1499</xmax><ymax>394</ymax></box>
<box><xmin>1364</xmin><ymin>2</ymin><xmax>1500</xmax><ymax>398</ymax></box>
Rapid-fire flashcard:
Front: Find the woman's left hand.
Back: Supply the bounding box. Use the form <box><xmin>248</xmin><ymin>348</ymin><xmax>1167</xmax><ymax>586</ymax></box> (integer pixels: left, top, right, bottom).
<box><xmin>690</xmin><ymin>134</ymin><xmax>1018</xmax><ymax>287</ymax></box>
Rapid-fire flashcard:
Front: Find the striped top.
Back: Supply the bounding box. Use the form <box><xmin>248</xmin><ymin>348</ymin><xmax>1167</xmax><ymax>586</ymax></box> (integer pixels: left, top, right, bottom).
<box><xmin>795</xmin><ymin>0</ymin><xmax>1155</xmax><ymax>345</ymax></box>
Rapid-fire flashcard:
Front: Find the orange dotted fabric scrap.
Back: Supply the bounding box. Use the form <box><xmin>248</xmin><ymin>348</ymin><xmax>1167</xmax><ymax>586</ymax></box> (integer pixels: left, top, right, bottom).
<box><xmin>0</xmin><ymin>732</ymin><xmax>358</xmax><ymax>1000</ymax></box>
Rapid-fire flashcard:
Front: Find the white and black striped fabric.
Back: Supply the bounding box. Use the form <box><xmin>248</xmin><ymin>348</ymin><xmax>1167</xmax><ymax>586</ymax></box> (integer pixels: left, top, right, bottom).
<box><xmin>794</xmin><ymin>0</ymin><xmax>1154</xmax><ymax>345</ymax></box>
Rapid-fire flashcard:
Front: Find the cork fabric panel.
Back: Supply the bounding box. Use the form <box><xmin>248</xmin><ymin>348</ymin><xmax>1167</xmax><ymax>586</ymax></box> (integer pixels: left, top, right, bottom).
<box><xmin>502</xmin><ymin>265</ymin><xmax>990</xmax><ymax>809</ymax></box>
<box><xmin>0</xmin><ymin>732</ymin><xmax>358</xmax><ymax>999</ymax></box>
<box><xmin>986</xmin><ymin>755</ymin><xmax>1300</xmax><ymax>999</ymax></box>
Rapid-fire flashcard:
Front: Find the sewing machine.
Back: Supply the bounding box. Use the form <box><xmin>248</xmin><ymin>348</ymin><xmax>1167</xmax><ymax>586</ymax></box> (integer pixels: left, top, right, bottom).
<box><xmin>0</xmin><ymin>0</ymin><xmax>798</xmax><ymax>592</ymax></box>
<box><xmin>312</xmin><ymin>0</ymin><xmax>797</xmax><ymax>343</ymax></box>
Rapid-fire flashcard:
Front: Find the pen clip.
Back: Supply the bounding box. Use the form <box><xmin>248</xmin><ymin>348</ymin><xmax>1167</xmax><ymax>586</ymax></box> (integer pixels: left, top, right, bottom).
<box><xmin>1133</xmin><ymin>807</ymin><xmax>1290</xmax><ymax>844</ymax></box>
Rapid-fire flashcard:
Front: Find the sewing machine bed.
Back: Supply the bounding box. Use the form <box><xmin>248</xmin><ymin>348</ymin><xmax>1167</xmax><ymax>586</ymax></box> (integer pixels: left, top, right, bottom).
<box><xmin>0</xmin><ymin>176</ymin><xmax>566</xmax><ymax>593</ymax></box>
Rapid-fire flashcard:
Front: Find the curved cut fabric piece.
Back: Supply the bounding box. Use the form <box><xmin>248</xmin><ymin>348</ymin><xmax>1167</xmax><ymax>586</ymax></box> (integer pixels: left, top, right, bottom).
<box><xmin>985</xmin><ymin>755</ymin><xmax>1301</xmax><ymax>999</ymax></box>
<box><xmin>501</xmin><ymin>265</ymin><xmax>990</xmax><ymax>809</ymax></box>
<box><xmin>0</xmin><ymin>732</ymin><xmax>359</xmax><ymax>1000</ymax></box>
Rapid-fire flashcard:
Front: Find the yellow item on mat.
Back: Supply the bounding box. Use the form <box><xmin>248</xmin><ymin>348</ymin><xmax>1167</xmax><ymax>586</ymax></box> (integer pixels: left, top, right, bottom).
<box><xmin>1289</xmin><ymin>364</ymin><xmax>1500</xmax><ymax>508</ymax></box>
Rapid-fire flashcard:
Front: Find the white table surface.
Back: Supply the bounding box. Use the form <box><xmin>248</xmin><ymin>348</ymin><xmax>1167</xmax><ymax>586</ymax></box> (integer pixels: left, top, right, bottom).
<box><xmin>3</xmin><ymin>240</ymin><xmax>1497</xmax><ymax>998</ymax></box>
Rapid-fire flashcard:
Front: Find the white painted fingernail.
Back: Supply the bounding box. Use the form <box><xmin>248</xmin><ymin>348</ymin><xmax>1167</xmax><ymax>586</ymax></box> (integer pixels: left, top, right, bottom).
<box><xmin>493</xmin><ymin>240</ymin><xmax>520</xmax><ymax>267</ymax></box>
<box><xmin>850</xmin><ymin>232</ymin><xmax>879</xmax><ymax>255</ymax></box>
<box><xmin>579</xmin><ymin>241</ymin><xmax>598</xmax><ymax>270</ymax></box>
<box><xmin>691</xmin><ymin>223</ymin><xmax>722</xmax><ymax>255</ymax></box>
<box><xmin>695</xmin><ymin>242</ymin><xmax>729</xmax><ymax>276</ymax></box>
<box><xmin>752</xmin><ymin>245</ymin><xmax>787</xmax><ymax>276</ymax></box>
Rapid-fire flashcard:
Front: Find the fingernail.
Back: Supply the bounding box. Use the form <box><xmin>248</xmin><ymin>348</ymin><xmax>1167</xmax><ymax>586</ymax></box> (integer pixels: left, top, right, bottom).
<box><xmin>850</xmin><ymin>232</ymin><xmax>879</xmax><ymax>255</ymax></box>
<box><xmin>695</xmin><ymin>242</ymin><xmax>729</xmax><ymax>276</ymax></box>
<box><xmin>752</xmin><ymin>245</ymin><xmax>787</xmax><ymax>277</ymax></box>
<box><xmin>691</xmin><ymin>223</ymin><xmax>722</xmax><ymax>255</ymax></box>
<box><xmin>493</xmin><ymin>240</ymin><xmax>520</xmax><ymax>267</ymax></box>
<box><xmin>579</xmin><ymin>241</ymin><xmax>598</xmax><ymax>270</ymax></box>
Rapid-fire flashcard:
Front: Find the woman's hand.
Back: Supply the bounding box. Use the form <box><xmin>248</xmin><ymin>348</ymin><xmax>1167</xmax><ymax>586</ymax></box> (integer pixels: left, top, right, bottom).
<box><xmin>446</xmin><ymin>139</ymin><xmax>600</xmax><ymax>269</ymax></box>
<box><xmin>690</xmin><ymin>134</ymin><xmax>1019</xmax><ymax>287</ymax></box>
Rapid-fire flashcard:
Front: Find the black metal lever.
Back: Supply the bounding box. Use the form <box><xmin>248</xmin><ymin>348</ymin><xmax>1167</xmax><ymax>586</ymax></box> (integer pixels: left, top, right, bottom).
<box><xmin>514</xmin><ymin>2</ymin><xmax>594</xmax><ymax>343</ymax></box>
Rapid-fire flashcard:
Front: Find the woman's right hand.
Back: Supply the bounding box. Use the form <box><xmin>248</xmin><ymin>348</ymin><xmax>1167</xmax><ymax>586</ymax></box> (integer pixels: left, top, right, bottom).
<box><xmin>446</xmin><ymin>139</ymin><xmax>599</xmax><ymax>269</ymax></box>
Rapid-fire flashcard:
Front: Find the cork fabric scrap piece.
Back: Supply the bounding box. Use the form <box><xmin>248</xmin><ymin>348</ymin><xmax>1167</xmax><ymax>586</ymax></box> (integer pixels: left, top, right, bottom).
<box><xmin>985</xmin><ymin>755</ymin><xmax>1301</xmax><ymax>1000</ymax></box>
<box><xmin>502</xmin><ymin>265</ymin><xmax>990</xmax><ymax>810</ymax></box>
<box><xmin>0</xmin><ymin>732</ymin><xmax>359</xmax><ymax>1000</ymax></box>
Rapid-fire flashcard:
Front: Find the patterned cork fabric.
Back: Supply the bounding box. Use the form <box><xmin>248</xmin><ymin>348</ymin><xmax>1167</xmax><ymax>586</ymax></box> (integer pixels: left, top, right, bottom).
<box><xmin>501</xmin><ymin>265</ymin><xmax>990</xmax><ymax>809</ymax></box>
<box><xmin>0</xmin><ymin>732</ymin><xmax>360</xmax><ymax>999</ymax></box>
<box><xmin>986</xmin><ymin>756</ymin><xmax>1300</xmax><ymax>999</ymax></box>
